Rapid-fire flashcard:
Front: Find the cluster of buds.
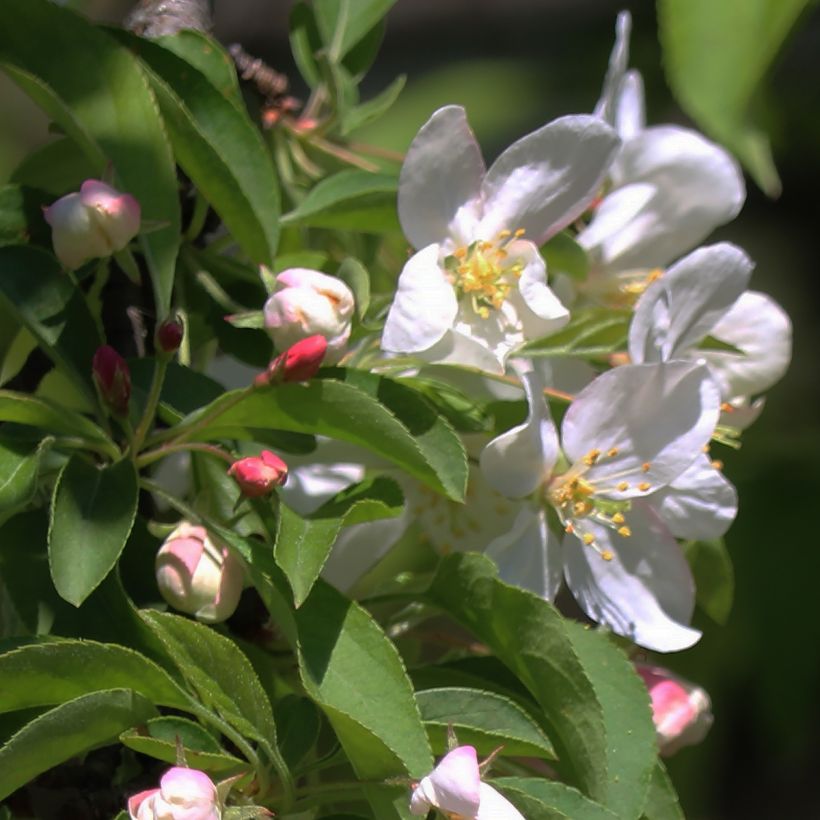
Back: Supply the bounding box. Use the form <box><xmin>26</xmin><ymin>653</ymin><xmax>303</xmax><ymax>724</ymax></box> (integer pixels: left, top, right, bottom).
<box><xmin>128</xmin><ymin>766</ymin><xmax>220</xmax><ymax>820</ymax></box>
<box><xmin>44</xmin><ymin>179</ymin><xmax>140</xmax><ymax>269</ymax></box>
<box><xmin>254</xmin><ymin>335</ymin><xmax>328</xmax><ymax>387</ymax></box>
<box><xmin>228</xmin><ymin>450</ymin><xmax>288</xmax><ymax>497</ymax></box>
<box><xmin>155</xmin><ymin>523</ymin><xmax>245</xmax><ymax>623</ymax></box>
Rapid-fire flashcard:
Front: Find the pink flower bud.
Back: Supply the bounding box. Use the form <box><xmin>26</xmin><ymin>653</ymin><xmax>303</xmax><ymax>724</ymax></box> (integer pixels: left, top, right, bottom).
<box><xmin>128</xmin><ymin>766</ymin><xmax>220</xmax><ymax>820</ymax></box>
<box><xmin>44</xmin><ymin>179</ymin><xmax>140</xmax><ymax>269</ymax></box>
<box><xmin>156</xmin><ymin>523</ymin><xmax>245</xmax><ymax>623</ymax></box>
<box><xmin>92</xmin><ymin>345</ymin><xmax>131</xmax><ymax>416</ymax></box>
<box><xmin>228</xmin><ymin>450</ymin><xmax>288</xmax><ymax>497</ymax></box>
<box><xmin>263</xmin><ymin>268</ymin><xmax>354</xmax><ymax>364</ymax></box>
<box><xmin>156</xmin><ymin>316</ymin><xmax>184</xmax><ymax>355</ymax></box>
<box><xmin>636</xmin><ymin>663</ymin><xmax>713</xmax><ymax>756</ymax></box>
<box><xmin>257</xmin><ymin>335</ymin><xmax>328</xmax><ymax>386</ymax></box>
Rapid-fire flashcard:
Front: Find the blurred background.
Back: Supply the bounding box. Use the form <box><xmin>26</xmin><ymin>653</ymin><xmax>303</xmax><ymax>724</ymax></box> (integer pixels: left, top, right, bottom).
<box><xmin>2</xmin><ymin>1</ymin><xmax>819</xmax><ymax>817</ymax></box>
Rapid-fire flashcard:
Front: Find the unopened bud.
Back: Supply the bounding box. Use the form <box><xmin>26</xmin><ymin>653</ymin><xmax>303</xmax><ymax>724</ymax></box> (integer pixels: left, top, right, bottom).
<box><xmin>228</xmin><ymin>450</ymin><xmax>288</xmax><ymax>497</ymax></box>
<box><xmin>156</xmin><ymin>315</ymin><xmax>184</xmax><ymax>355</ymax></box>
<box><xmin>92</xmin><ymin>345</ymin><xmax>131</xmax><ymax>416</ymax></box>
<box><xmin>256</xmin><ymin>335</ymin><xmax>328</xmax><ymax>386</ymax></box>
<box><xmin>44</xmin><ymin>179</ymin><xmax>140</xmax><ymax>269</ymax></box>
<box><xmin>263</xmin><ymin>268</ymin><xmax>354</xmax><ymax>364</ymax></box>
<box><xmin>636</xmin><ymin>663</ymin><xmax>713</xmax><ymax>755</ymax></box>
<box><xmin>127</xmin><ymin>766</ymin><xmax>220</xmax><ymax>820</ymax></box>
<box><xmin>156</xmin><ymin>523</ymin><xmax>245</xmax><ymax>623</ymax></box>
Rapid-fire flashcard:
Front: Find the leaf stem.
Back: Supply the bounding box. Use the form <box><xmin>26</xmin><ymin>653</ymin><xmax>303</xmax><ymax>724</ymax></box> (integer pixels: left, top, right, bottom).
<box><xmin>130</xmin><ymin>355</ymin><xmax>169</xmax><ymax>456</ymax></box>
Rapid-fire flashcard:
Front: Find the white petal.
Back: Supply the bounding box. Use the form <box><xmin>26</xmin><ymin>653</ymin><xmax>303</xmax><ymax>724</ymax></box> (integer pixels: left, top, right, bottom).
<box><xmin>628</xmin><ymin>242</ymin><xmax>754</xmax><ymax>363</ymax></box>
<box><xmin>516</xmin><ymin>242</ymin><xmax>571</xmax><ymax>334</ymax></box>
<box><xmin>701</xmin><ymin>290</ymin><xmax>792</xmax><ymax>398</ymax></box>
<box><xmin>411</xmin><ymin>746</ymin><xmax>481</xmax><ymax>816</ymax></box>
<box><xmin>280</xmin><ymin>462</ymin><xmax>366</xmax><ymax>515</ymax></box>
<box><xmin>420</xmin><ymin>328</ymin><xmax>506</xmax><ymax>374</ymax></box>
<box><xmin>594</xmin><ymin>10</ymin><xmax>632</xmax><ymax>125</ymax></box>
<box><xmin>563</xmin><ymin>509</ymin><xmax>700</xmax><ymax>652</ymax></box>
<box><xmin>486</xmin><ymin>506</ymin><xmax>563</xmax><ymax>600</ymax></box>
<box><xmin>382</xmin><ymin>244</ymin><xmax>457</xmax><ymax>353</ymax></box>
<box><xmin>650</xmin><ymin>454</ymin><xmax>737</xmax><ymax>540</ymax></box>
<box><xmin>615</xmin><ymin>69</ymin><xmax>646</xmax><ymax>140</ymax></box>
<box><xmin>562</xmin><ymin>361</ymin><xmax>720</xmax><ymax>494</ymax></box>
<box><xmin>481</xmin><ymin>370</ymin><xmax>559</xmax><ymax>498</ymax></box>
<box><xmin>606</xmin><ymin>125</ymin><xmax>745</xmax><ymax>269</ymax></box>
<box><xmin>476</xmin><ymin>782</ymin><xmax>526</xmax><ymax>820</ymax></box>
<box><xmin>398</xmin><ymin>105</ymin><xmax>485</xmax><ymax>249</ymax></box>
<box><xmin>577</xmin><ymin>182</ymin><xmax>656</xmax><ymax>259</ymax></box>
<box><xmin>479</xmin><ymin>115</ymin><xmax>620</xmax><ymax>245</ymax></box>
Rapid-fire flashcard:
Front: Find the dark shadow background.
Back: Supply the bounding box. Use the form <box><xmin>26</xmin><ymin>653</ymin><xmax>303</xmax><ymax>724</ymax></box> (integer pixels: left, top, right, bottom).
<box><xmin>2</xmin><ymin>1</ymin><xmax>819</xmax><ymax>817</ymax></box>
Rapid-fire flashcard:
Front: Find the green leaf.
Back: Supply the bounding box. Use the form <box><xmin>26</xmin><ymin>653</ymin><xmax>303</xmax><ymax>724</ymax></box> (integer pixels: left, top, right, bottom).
<box><xmin>341</xmin><ymin>75</ymin><xmax>406</xmax><ymax>135</ymax></box>
<box><xmin>48</xmin><ymin>456</ymin><xmax>139</xmax><ymax>606</ymax></box>
<box><xmin>336</xmin><ymin>257</ymin><xmax>371</xmax><ymax>319</ymax></box>
<box><xmin>0</xmin><ymin>435</ymin><xmax>52</xmax><ymax>515</ymax></box>
<box><xmin>180</xmin><ymin>370</ymin><xmax>468</xmax><ymax>501</ymax></box>
<box><xmin>289</xmin><ymin>2</ymin><xmax>323</xmax><ymax>88</ymax></box>
<box><xmin>120</xmin><ymin>716</ymin><xmax>246</xmax><ymax>773</ymax></box>
<box><xmin>0</xmin><ymin>689</ymin><xmax>157</xmax><ymax>802</ymax></box>
<box><xmin>118</xmin><ymin>32</ymin><xmax>280</xmax><ymax>265</ymax></box>
<box><xmin>274</xmin><ymin>695</ymin><xmax>322</xmax><ymax>770</ymax></box>
<box><xmin>0</xmin><ymin>246</ymin><xmax>102</xmax><ymax>401</ymax></box>
<box><xmin>0</xmin><ymin>0</ymin><xmax>181</xmax><ymax>314</ymax></box>
<box><xmin>0</xmin><ymin>185</ymin><xmax>52</xmax><ymax>248</ymax></box>
<box><xmin>640</xmin><ymin>761</ymin><xmax>685</xmax><ymax>820</ymax></box>
<box><xmin>10</xmin><ymin>138</ymin><xmax>98</xmax><ymax>195</ymax></box>
<box><xmin>521</xmin><ymin>307</ymin><xmax>629</xmax><ymax>359</ymax></box>
<box><xmin>296</xmin><ymin>580</ymin><xmax>433</xmax><ymax>789</ymax></box>
<box><xmin>658</xmin><ymin>0</ymin><xmax>810</xmax><ymax>196</ymax></box>
<box><xmin>683</xmin><ymin>537</ymin><xmax>734</xmax><ymax>624</ymax></box>
<box><xmin>276</xmin><ymin>476</ymin><xmax>403</xmax><ymax>606</ymax></box>
<box><xmin>314</xmin><ymin>0</ymin><xmax>397</xmax><ymax>62</ymax></box>
<box><xmin>0</xmin><ymin>639</ymin><xmax>191</xmax><ymax>713</ymax></box>
<box><xmin>281</xmin><ymin>170</ymin><xmax>400</xmax><ymax>232</ymax></box>
<box><xmin>129</xmin><ymin>359</ymin><xmax>224</xmax><ymax>423</ymax></box>
<box><xmin>494</xmin><ymin>778</ymin><xmax>618</xmax><ymax>820</ymax></box>
<box><xmin>416</xmin><ymin>687</ymin><xmax>555</xmax><ymax>758</ymax></box>
<box><xmin>541</xmin><ymin>231</ymin><xmax>589</xmax><ymax>281</ymax></box>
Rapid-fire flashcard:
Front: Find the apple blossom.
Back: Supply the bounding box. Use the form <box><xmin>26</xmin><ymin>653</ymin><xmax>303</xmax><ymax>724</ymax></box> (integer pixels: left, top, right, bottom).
<box><xmin>228</xmin><ymin>450</ymin><xmax>288</xmax><ymax>497</ymax></box>
<box><xmin>636</xmin><ymin>663</ymin><xmax>713</xmax><ymax>755</ymax></box>
<box><xmin>128</xmin><ymin>766</ymin><xmax>220</xmax><ymax>820</ymax></box>
<box><xmin>382</xmin><ymin>105</ymin><xmax>620</xmax><ymax>372</ymax></box>
<box><xmin>255</xmin><ymin>334</ymin><xmax>328</xmax><ymax>386</ymax></box>
<box><xmin>156</xmin><ymin>523</ymin><xmax>245</xmax><ymax>623</ymax></box>
<box><xmin>263</xmin><ymin>268</ymin><xmax>354</xmax><ymax>363</ymax></box>
<box><xmin>410</xmin><ymin>745</ymin><xmax>524</xmax><ymax>819</ymax></box>
<box><xmin>44</xmin><ymin>179</ymin><xmax>140</xmax><ymax>269</ymax></box>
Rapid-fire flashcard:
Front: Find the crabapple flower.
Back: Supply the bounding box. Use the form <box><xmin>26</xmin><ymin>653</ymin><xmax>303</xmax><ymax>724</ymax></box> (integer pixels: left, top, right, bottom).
<box><xmin>636</xmin><ymin>663</ymin><xmax>713</xmax><ymax>755</ymax></box>
<box><xmin>255</xmin><ymin>335</ymin><xmax>328</xmax><ymax>386</ymax></box>
<box><xmin>410</xmin><ymin>745</ymin><xmax>524</xmax><ymax>819</ymax></box>
<box><xmin>92</xmin><ymin>345</ymin><xmax>131</xmax><ymax>416</ymax></box>
<box><xmin>629</xmin><ymin>242</ymin><xmax>792</xmax><ymax>403</ymax></box>
<box><xmin>480</xmin><ymin>362</ymin><xmax>731</xmax><ymax>652</ymax></box>
<box><xmin>382</xmin><ymin>105</ymin><xmax>620</xmax><ymax>372</ymax></box>
<box><xmin>156</xmin><ymin>523</ymin><xmax>245</xmax><ymax>623</ymax></box>
<box><xmin>228</xmin><ymin>450</ymin><xmax>288</xmax><ymax>497</ymax></box>
<box><xmin>263</xmin><ymin>268</ymin><xmax>354</xmax><ymax>363</ymax></box>
<box><xmin>44</xmin><ymin>179</ymin><xmax>140</xmax><ymax>269</ymax></box>
<box><xmin>127</xmin><ymin>766</ymin><xmax>220</xmax><ymax>820</ymax></box>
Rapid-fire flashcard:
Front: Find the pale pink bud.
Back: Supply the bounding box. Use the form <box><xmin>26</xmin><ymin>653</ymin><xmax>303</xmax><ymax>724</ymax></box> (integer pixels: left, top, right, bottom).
<box><xmin>263</xmin><ymin>268</ymin><xmax>354</xmax><ymax>364</ymax></box>
<box><xmin>636</xmin><ymin>663</ymin><xmax>713</xmax><ymax>756</ymax></box>
<box><xmin>156</xmin><ymin>315</ymin><xmax>184</xmax><ymax>355</ymax></box>
<box><xmin>127</xmin><ymin>766</ymin><xmax>220</xmax><ymax>820</ymax></box>
<box><xmin>256</xmin><ymin>335</ymin><xmax>328</xmax><ymax>386</ymax></box>
<box><xmin>156</xmin><ymin>523</ymin><xmax>245</xmax><ymax>623</ymax></box>
<box><xmin>227</xmin><ymin>451</ymin><xmax>288</xmax><ymax>497</ymax></box>
<box><xmin>92</xmin><ymin>344</ymin><xmax>131</xmax><ymax>416</ymax></box>
<box><xmin>44</xmin><ymin>179</ymin><xmax>140</xmax><ymax>269</ymax></box>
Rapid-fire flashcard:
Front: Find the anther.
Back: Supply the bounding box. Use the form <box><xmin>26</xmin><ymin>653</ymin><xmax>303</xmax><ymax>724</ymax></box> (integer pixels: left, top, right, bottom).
<box><xmin>641</xmin><ymin>462</ymin><xmax>651</xmax><ymax>472</ymax></box>
<box><xmin>617</xmin><ymin>481</ymin><xmax>629</xmax><ymax>491</ymax></box>
<box><xmin>607</xmin><ymin>447</ymin><xmax>619</xmax><ymax>457</ymax></box>
<box><xmin>583</xmin><ymin>448</ymin><xmax>601</xmax><ymax>466</ymax></box>
<box><xmin>514</xmin><ymin>228</ymin><xmax>526</xmax><ymax>237</ymax></box>
<box><xmin>582</xmin><ymin>533</ymin><xmax>595</xmax><ymax>546</ymax></box>
<box><xmin>601</xmin><ymin>550</ymin><xmax>614</xmax><ymax>561</ymax></box>
<box><xmin>498</xmin><ymin>229</ymin><xmax>512</xmax><ymax>239</ymax></box>
<box><xmin>612</xmin><ymin>512</ymin><xmax>625</xmax><ymax>524</ymax></box>
<box><xmin>617</xmin><ymin>526</ymin><xmax>632</xmax><ymax>537</ymax></box>
<box><xmin>638</xmin><ymin>481</ymin><xmax>651</xmax><ymax>492</ymax></box>
<box><xmin>711</xmin><ymin>459</ymin><xmax>723</xmax><ymax>470</ymax></box>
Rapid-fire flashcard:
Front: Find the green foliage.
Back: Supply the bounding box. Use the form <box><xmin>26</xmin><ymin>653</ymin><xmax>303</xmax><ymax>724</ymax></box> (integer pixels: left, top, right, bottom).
<box><xmin>684</xmin><ymin>537</ymin><xmax>735</xmax><ymax>624</ymax></box>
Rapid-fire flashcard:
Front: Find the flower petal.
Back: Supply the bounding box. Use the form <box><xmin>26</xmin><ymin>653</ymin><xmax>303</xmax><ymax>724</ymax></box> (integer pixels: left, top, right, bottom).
<box><xmin>594</xmin><ymin>10</ymin><xmax>632</xmax><ymax>126</ymax></box>
<box><xmin>420</xmin><ymin>327</ymin><xmax>506</xmax><ymax>373</ymax></box>
<box><xmin>516</xmin><ymin>242</ymin><xmax>571</xmax><ymax>332</ymax></box>
<box><xmin>563</xmin><ymin>508</ymin><xmax>700</xmax><ymax>652</ymax></box>
<box><xmin>398</xmin><ymin>105</ymin><xmax>485</xmax><ymax>249</ymax></box>
<box><xmin>615</xmin><ymin>69</ymin><xmax>645</xmax><ymax>140</ymax></box>
<box><xmin>628</xmin><ymin>242</ymin><xmax>754</xmax><ymax>364</ymax></box>
<box><xmin>479</xmin><ymin>115</ymin><xmax>620</xmax><ymax>245</ymax></box>
<box><xmin>382</xmin><ymin>244</ymin><xmax>457</xmax><ymax>353</ymax></box>
<box><xmin>476</xmin><ymin>782</ymin><xmax>526</xmax><ymax>820</ymax></box>
<box><xmin>481</xmin><ymin>370</ymin><xmax>559</xmax><ymax>498</ymax></box>
<box><xmin>649</xmin><ymin>454</ymin><xmax>737</xmax><ymax>540</ymax></box>
<box><xmin>410</xmin><ymin>746</ymin><xmax>482</xmax><ymax>816</ymax></box>
<box><xmin>562</xmin><ymin>361</ymin><xmax>720</xmax><ymax>495</ymax></box>
<box><xmin>486</xmin><ymin>506</ymin><xmax>563</xmax><ymax>600</ymax></box>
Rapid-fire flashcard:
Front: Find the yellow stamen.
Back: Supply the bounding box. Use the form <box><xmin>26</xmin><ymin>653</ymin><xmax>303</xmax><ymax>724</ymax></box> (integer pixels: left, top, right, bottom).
<box><xmin>607</xmin><ymin>447</ymin><xmax>619</xmax><ymax>457</ymax></box>
<box><xmin>641</xmin><ymin>462</ymin><xmax>651</xmax><ymax>472</ymax></box>
<box><xmin>601</xmin><ymin>550</ymin><xmax>614</xmax><ymax>561</ymax></box>
<box><xmin>617</xmin><ymin>526</ymin><xmax>632</xmax><ymax>537</ymax></box>
<box><xmin>617</xmin><ymin>481</ymin><xmax>629</xmax><ymax>491</ymax></box>
<box><xmin>638</xmin><ymin>481</ymin><xmax>651</xmax><ymax>492</ymax></box>
<box><xmin>612</xmin><ymin>512</ymin><xmax>625</xmax><ymax>524</ymax></box>
<box><xmin>582</xmin><ymin>533</ymin><xmax>595</xmax><ymax>546</ymax></box>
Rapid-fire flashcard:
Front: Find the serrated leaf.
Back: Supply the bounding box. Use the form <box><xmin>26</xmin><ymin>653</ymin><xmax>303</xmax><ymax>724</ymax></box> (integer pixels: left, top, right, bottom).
<box><xmin>541</xmin><ymin>231</ymin><xmax>589</xmax><ymax>281</ymax></box>
<box><xmin>274</xmin><ymin>695</ymin><xmax>322</xmax><ymax>770</ymax></box>
<box><xmin>0</xmin><ymin>689</ymin><xmax>157</xmax><ymax>801</ymax></box>
<box><xmin>281</xmin><ymin>170</ymin><xmax>400</xmax><ymax>232</ymax></box>
<box><xmin>0</xmin><ymin>639</ymin><xmax>191</xmax><ymax>713</ymax></box>
<box><xmin>521</xmin><ymin>307</ymin><xmax>629</xmax><ymax>359</ymax></box>
<box><xmin>0</xmin><ymin>0</ymin><xmax>181</xmax><ymax>314</ymax></box>
<box><xmin>416</xmin><ymin>687</ymin><xmax>555</xmax><ymax>758</ymax></box>
<box><xmin>276</xmin><ymin>476</ymin><xmax>403</xmax><ymax>606</ymax></box>
<box><xmin>176</xmin><ymin>370</ymin><xmax>467</xmax><ymax>501</ymax></box>
<box><xmin>314</xmin><ymin>0</ymin><xmax>396</xmax><ymax>62</ymax></box>
<box><xmin>495</xmin><ymin>778</ymin><xmax>618</xmax><ymax>820</ymax></box>
<box><xmin>683</xmin><ymin>537</ymin><xmax>734</xmax><ymax>624</ymax></box>
<box><xmin>342</xmin><ymin>75</ymin><xmax>406</xmax><ymax>135</ymax></box>
<box><xmin>48</xmin><ymin>455</ymin><xmax>139</xmax><ymax>606</ymax></box>
<box><xmin>640</xmin><ymin>761</ymin><xmax>685</xmax><ymax>820</ymax></box>
<box><xmin>0</xmin><ymin>435</ymin><xmax>52</xmax><ymax>515</ymax></box>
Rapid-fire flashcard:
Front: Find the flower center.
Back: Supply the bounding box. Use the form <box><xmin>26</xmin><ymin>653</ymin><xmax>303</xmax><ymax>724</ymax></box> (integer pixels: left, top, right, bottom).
<box><xmin>446</xmin><ymin>229</ymin><xmax>526</xmax><ymax>318</ymax></box>
<box><xmin>585</xmin><ymin>267</ymin><xmax>664</xmax><ymax>309</ymax></box>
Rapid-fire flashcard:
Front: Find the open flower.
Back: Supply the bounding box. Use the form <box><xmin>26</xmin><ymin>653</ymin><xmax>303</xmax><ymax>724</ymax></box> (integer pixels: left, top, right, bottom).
<box><xmin>128</xmin><ymin>766</ymin><xmax>220</xmax><ymax>820</ymax></box>
<box><xmin>480</xmin><ymin>362</ymin><xmax>731</xmax><ymax>651</ymax></box>
<box><xmin>410</xmin><ymin>745</ymin><xmax>523</xmax><ymax>819</ymax></box>
<box><xmin>382</xmin><ymin>105</ymin><xmax>619</xmax><ymax>372</ymax></box>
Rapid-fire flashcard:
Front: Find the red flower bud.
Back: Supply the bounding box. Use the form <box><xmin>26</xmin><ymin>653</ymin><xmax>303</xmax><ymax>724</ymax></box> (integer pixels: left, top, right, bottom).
<box><xmin>156</xmin><ymin>316</ymin><xmax>184</xmax><ymax>355</ymax></box>
<box><xmin>228</xmin><ymin>450</ymin><xmax>288</xmax><ymax>497</ymax></box>
<box><xmin>92</xmin><ymin>345</ymin><xmax>131</xmax><ymax>416</ymax></box>
<box><xmin>257</xmin><ymin>335</ymin><xmax>328</xmax><ymax>387</ymax></box>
